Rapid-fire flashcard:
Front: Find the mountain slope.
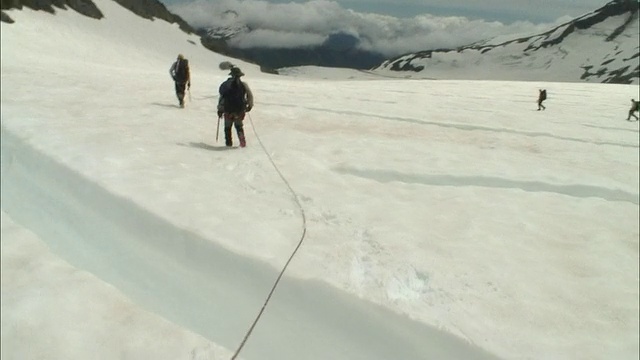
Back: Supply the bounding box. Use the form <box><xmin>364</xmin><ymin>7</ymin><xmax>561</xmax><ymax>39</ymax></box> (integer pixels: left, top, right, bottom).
<box><xmin>0</xmin><ymin>0</ymin><xmax>194</xmax><ymax>33</ymax></box>
<box><xmin>373</xmin><ymin>0</ymin><xmax>640</xmax><ymax>84</ymax></box>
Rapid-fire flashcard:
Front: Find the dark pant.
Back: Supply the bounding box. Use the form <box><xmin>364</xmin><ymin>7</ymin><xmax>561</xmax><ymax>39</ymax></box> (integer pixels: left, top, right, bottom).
<box><xmin>174</xmin><ymin>82</ymin><xmax>187</xmax><ymax>105</ymax></box>
<box><xmin>538</xmin><ymin>100</ymin><xmax>546</xmax><ymax>110</ymax></box>
<box><xmin>224</xmin><ymin>112</ymin><xmax>246</xmax><ymax>146</ymax></box>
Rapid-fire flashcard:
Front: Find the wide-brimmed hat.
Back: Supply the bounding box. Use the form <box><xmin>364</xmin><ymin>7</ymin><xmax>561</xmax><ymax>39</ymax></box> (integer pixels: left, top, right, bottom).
<box><xmin>177</xmin><ymin>54</ymin><xmax>184</xmax><ymax>60</ymax></box>
<box><xmin>229</xmin><ymin>67</ymin><xmax>244</xmax><ymax>77</ymax></box>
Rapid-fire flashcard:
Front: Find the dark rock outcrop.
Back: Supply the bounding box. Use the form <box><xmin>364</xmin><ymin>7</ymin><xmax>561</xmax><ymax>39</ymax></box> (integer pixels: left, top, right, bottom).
<box><xmin>1</xmin><ymin>10</ymin><xmax>14</xmax><ymax>22</ymax></box>
<box><xmin>0</xmin><ymin>0</ymin><xmax>194</xmax><ymax>33</ymax></box>
<box><xmin>111</xmin><ymin>0</ymin><xmax>194</xmax><ymax>34</ymax></box>
<box><xmin>1</xmin><ymin>0</ymin><xmax>103</xmax><ymax>19</ymax></box>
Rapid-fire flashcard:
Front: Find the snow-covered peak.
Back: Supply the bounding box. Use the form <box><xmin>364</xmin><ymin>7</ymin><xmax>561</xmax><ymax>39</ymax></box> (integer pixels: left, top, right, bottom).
<box><xmin>373</xmin><ymin>0</ymin><xmax>640</xmax><ymax>84</ymax></box>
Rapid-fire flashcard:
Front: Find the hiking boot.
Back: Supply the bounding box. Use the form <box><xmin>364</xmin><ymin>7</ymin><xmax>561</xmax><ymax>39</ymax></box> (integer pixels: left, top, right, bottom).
<box><xmin>239</xmin><ymin>138</ymin><xmax>246</xmax><ymax>148</ymax></box>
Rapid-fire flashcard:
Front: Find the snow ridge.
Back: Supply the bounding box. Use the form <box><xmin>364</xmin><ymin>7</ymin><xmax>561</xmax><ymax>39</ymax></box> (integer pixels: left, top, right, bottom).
<box><xmin>0</xmin><ymin>127</ymin><xmax>500</xmax><ymax>360</ymax></box>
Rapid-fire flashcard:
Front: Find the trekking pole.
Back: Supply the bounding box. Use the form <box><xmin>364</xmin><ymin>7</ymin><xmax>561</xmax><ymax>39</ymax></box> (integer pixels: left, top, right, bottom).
<box><xmin>216</xmin><ymin>116</ymin><xmax>221</xmax><ymax>142</ymax></box>
<box><xmin>188</xmin><ymin>88</ymin><xmax>192</xmax><ymax>102</ymax></box>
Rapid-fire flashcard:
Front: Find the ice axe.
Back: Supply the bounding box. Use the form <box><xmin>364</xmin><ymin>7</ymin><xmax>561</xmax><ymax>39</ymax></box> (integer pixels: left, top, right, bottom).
<box><xmin>216</xmin><ymin>115</ymin><xmax>221</xmax><ymax>142</ymax></box>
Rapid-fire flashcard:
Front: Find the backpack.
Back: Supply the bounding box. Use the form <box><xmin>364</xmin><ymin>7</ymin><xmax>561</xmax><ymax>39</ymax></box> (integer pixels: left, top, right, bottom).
<box><xmin>541</xmin><ymin>90</ymin><xmax>547</xmax><ymax>100</ymax></box>
<box><xmin>174</xmin><ymin>59</ymin><xmax>189</xmax><ymax>82</ymax></box>
<box><xmin>219</xmin><ymin>78</ymin><xmax>246</xmax><ymax>113</ymax></box>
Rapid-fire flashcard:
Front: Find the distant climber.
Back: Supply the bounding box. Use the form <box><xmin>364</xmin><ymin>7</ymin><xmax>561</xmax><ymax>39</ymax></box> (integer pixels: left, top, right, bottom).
<box><xmin>627</xmin><ymin>98</ymin><xmax>639</xmax><ymax>121</ymax></box>
<box><xmin>537</xmin><ymin>89</ymin><xmax>547</xmax><ymax>111</ymax></box>
<box><xmin>169</xmin><ymin>54</ymin><xmax>191</xmax><ymax>108</ymax></box>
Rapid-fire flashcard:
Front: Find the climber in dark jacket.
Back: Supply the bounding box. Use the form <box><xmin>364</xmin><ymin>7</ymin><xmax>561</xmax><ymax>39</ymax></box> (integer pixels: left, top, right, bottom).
<box><xmin>217</xmin><ymin>66</ymin><xmax>254</xmax><ymax>147</ymax></box>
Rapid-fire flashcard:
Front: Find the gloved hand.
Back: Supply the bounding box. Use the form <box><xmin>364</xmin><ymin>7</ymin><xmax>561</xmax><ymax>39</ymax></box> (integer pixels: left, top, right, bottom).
<box><xmin>217</xmin><ymin>110</ymin><xmax>223</xmax><ymax>118</ymax></box>
<box><xmin>245</xmin><ymin>105</ymin><xmax>252</xmax><ymax>112</ymax></box>
<box><xmin>187</xmin><ymin>82</ymin><xmax>191</xmax><ymax>89</ymax></box>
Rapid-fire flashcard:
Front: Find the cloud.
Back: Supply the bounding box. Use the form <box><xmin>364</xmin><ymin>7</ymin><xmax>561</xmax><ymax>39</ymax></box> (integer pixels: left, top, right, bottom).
<box><xmin>168</xmin><ymin>0</ymin><xmax>577</xmax><ymax>56</ymax></box>
<box><xmin>231</xmin><ymin>29</ymin><xmax>328</xmax><ymax>48</ymax></box>
<box><xmin>336</xmin><ymin>0</ymin><xmax>606</xmax><ymax>22</ymax></box>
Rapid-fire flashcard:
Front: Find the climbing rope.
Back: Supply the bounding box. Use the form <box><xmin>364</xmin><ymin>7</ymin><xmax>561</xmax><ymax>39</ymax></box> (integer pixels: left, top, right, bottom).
<box><xmin>230</xmin><ymin>113</ymin><xmax>308</xmax><ymax>360</ymax></box>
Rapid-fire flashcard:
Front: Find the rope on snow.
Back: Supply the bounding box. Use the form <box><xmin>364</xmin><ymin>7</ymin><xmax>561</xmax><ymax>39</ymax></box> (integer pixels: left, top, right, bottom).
<box><xmin>230</xmin><ymin>113</ymin><xmax>308</xmax><ymax>360</ymax></box>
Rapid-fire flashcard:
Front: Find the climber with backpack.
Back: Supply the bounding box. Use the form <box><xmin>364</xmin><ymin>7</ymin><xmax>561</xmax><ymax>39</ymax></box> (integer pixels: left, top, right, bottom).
<box><xmin>169</xmin><ymin>54</ymin><xmax>191</xmax><ymax>108</ymax></box>
<box><xmin>627</xmin><ymin>98</ymin><xmax>639</xmax><ymax>121</ymax></box>
<box><xmin>537</xmin><ymin>89</ymin><xmax>547</xmax><ymax>111</ymax></box>
<box><xmin>217</xmin><ymin>66</ymin><xmax>254</xmax><ymax>147</ymax></box>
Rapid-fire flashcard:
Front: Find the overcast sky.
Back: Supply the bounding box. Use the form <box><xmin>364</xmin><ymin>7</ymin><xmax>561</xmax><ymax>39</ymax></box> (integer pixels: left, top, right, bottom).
<box><xmin>159</xmin><ymin>0</ymin><xmax>611</xmax><ymax>56</ymax></box>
